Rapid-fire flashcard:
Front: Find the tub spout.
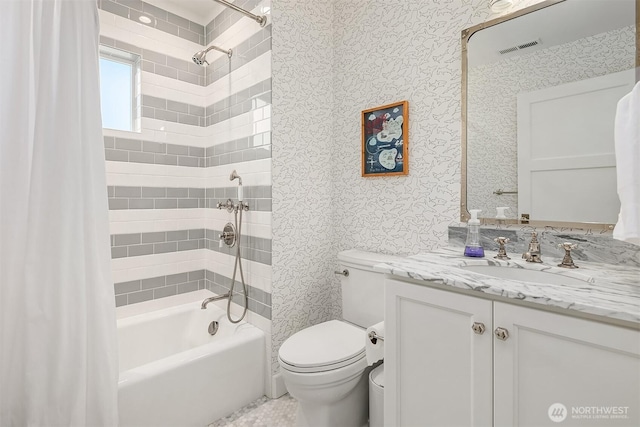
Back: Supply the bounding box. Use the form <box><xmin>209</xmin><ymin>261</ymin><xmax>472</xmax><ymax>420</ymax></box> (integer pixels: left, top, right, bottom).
<box><xmin>201</xmin><ymin>293</ymin><xmax>231</xmax><ymax>309</ymax></box>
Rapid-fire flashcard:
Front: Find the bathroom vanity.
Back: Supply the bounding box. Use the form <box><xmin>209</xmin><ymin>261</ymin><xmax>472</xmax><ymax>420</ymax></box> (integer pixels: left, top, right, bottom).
<box><xmin>415</xmin><ymin>0</ymin><xmax>640</xmax><ymax>423</ymax></box>
<box><xmin>379</xmin><ymin>248</ymin><xmax>640</xmax><ymax>427</ymax></box>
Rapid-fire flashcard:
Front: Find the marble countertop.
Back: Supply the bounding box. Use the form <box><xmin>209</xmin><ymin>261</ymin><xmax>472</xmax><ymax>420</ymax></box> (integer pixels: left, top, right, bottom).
<box><xmin>375</xmin><ymin>247</ymin><xmax>640</xmax><ymax>325</ymax></box>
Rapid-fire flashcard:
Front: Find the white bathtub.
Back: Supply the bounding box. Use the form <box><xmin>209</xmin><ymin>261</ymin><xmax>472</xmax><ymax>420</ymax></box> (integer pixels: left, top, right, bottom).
<box><xmin>117</xmin><ymin>290</ymin><xmax>265</xmax><ymax>427</ymax></box>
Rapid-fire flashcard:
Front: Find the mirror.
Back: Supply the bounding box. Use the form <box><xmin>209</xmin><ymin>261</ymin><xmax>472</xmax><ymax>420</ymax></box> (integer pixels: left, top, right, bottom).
<box><xmin>461</xmin><ymin>0</ymin><xmax>638</xmax><ymax>229</ymax></box>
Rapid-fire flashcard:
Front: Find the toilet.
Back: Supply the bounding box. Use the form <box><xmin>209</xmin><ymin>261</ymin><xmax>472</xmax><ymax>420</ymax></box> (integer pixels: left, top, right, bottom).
<box><xmin>278</xmin><ymin>249</ymin><xmax>399</xmax><ymax>427</ymax></box>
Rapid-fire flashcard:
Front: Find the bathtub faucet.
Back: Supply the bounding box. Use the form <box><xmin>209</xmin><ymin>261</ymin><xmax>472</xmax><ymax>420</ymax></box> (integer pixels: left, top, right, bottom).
<box><xmin>201</xmin><ymin>293</ymin><xmax>231</xmax><ymax>309</ymax></box>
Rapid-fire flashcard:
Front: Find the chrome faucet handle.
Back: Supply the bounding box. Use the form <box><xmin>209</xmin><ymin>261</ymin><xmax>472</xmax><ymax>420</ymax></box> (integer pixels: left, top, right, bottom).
<box><xmin>218</xmin><ymin>223</ymin><xmax>236</xmax><ymax>248</ymax></box>
<box><xmin>558</xmin><ymin>243</ymin><xmax>579</xmax><ymax>269</ymax></box>
<box><xmin>522</xmin><ymin>231</ymin><xmax>543</xmax><ymax>263</ymax></box>
<box><xmin>494</xmin><ymin>237</ymin><xmax>511</xmax><ymax>260</ymax></box>
<box><xmin>217</xmin><ymin>199</ymin><xmax>234</xmax><ymax>212</ymax></box>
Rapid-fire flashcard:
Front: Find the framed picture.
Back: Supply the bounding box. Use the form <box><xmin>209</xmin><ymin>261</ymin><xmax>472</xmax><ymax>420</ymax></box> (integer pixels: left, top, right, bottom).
<box><xmin>361</xmin><ymin>100</ymin><xmax>408</xmax><ymax>177</ymax></box>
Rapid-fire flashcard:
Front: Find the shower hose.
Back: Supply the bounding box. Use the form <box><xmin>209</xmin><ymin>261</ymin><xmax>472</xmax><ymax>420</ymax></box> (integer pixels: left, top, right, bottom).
<box><xmin>227</xmin><ymin>206</ymin><xmax>248</xmax><ymax>323</ymax></box>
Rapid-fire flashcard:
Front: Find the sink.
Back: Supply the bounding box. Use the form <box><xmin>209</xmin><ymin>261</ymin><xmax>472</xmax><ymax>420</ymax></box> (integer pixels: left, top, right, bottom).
<box><xmin>459</xmin><ymin>265</ymin><xmax>591</xmax><ymax>286</ymax></box>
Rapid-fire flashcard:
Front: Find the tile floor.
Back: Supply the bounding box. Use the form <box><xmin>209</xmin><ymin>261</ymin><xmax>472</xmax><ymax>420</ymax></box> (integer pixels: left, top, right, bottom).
<box><xmin>209</xmin><ymin>394</ymin><xmax>297</xmax><ymax>427</ymax></box>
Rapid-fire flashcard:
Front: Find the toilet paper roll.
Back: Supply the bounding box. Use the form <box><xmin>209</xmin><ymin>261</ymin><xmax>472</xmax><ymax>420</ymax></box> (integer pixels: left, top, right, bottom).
<box><xmin>366</xmin><ymin>321</ymin><xmax>385</xmax><ymax>365</ymax></box>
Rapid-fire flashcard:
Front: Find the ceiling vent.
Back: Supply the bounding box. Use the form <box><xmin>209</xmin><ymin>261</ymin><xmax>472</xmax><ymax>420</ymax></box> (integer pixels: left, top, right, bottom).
<box><xmin>498</xmin><ymin>46</ymin><xmax>519</xmax><ymax>55</ymax></box>
<box><xmin>498</xmin><ymin>39</ymin><xmax>542</xmax><ymax>55</ymax></box>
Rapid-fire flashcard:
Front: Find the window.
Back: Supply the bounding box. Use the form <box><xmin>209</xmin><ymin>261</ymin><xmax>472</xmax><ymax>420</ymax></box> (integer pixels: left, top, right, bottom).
<box><xmin>99</xmin><ymin>46</ymin><xmax>140</xmax><ymax>132</ymax></box>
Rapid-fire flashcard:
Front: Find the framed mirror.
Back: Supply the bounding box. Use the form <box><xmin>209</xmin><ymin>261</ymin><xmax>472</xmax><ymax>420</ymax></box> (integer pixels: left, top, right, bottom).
<box><xmin>461</xmin><ymin>0</ymin><xmax>638</xmax><ymax>230</ymax></box>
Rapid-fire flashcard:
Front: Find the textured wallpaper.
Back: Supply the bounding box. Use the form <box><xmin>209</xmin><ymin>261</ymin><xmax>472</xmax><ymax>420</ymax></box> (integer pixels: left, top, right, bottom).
<box><xmin>269</xmin><ymin>0</ymin><xmax>546</xmax><ymax>376</ymax></box>
<box><xmin>467</xmin><ymin>25</ymin><xmax>636</xmax><ymax>220</ymax></box>
<box><xmin>329</xmin><ymin>0</ymin><xmax>540</xmax><ymax>257</ymax></box>
<box><xmin>271</xmin><ymin>0</ymin><xmax>337</xmax><ymax>375</ymax></box>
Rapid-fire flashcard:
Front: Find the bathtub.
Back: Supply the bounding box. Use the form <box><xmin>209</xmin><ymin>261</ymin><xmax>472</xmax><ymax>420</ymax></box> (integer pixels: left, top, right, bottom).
<box><xmin>117</xmin><ymin>290</ymin><xmax>265</xmax><ymax>427</ymax></box>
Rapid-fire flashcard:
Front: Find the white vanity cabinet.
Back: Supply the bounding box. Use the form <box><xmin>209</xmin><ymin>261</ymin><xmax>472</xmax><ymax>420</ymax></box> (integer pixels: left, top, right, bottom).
<box><xmin>493</xmin><ymin>301</ymin><xmax>640</xmax><ymax>427</ymax></box>
<box><xmin>385</xmin><ymin>278</ymin><xmax>640</xmax><ymax>427</ymax></box>
<box><xmin>384</xmin><ymin>278</ymin><xmax>493</xmax><ymax>426</ymax></box>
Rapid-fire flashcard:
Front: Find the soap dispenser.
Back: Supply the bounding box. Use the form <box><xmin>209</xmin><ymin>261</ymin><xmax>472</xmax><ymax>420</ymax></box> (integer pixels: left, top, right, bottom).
<box><xmin>464</xmin><ymin>209</ymin><xmax>485</xmax><ymax>257</ymax></box>
<box><xmin>496</xmin><ymin>207</ymin><xmax>510</xmax><ymax>220</ymax></box>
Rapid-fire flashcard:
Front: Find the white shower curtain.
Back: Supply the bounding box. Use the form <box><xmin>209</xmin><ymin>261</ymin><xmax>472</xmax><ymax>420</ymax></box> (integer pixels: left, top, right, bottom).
<box><xmin>0</xmin><ymin>0</ymin><xmax>119</xmax><ymax>425</ymax></box>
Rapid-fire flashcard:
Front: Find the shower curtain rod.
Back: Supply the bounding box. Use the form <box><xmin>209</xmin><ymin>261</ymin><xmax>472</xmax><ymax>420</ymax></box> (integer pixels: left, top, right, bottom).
<box><xmin>213</xmin><ymin>0</ymin><xmax>267</xmax><ymax>27</ymax></box>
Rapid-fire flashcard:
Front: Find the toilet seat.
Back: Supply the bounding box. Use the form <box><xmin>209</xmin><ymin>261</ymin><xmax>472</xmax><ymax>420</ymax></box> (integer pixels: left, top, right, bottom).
<box><xmin>279</xmin><ymin>320</ymin><xmax>366</xmax><ymax>373</ymax></box>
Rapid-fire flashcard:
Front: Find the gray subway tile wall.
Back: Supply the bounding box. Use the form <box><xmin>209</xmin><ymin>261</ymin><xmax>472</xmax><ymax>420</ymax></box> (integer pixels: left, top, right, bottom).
<box><xmin>115</xmin><ymin>270</ymin><xmax>208</xmax><ymax>307</ymax></box>
<box><xmin>204</xmin><ymin>132</ymin><xmax>271</xmax><ymax>167</ymax></box>
<box><xmin>205</xmin><ymin>25</ymin><xmax>271</xmax><ymax>86</ymax></box>
<box><xmin>110</xmin><ymin>229</ymin><xmax>207</xmax><ymax>259</ymax></box>
<box><xmin>142</xmin><ymin>95</ymin><xmax>205</xmax><ymax>126</ymax></box>
<box><xmin>107</xmin><ymin>186</ymin><xmax>207</xmax><ymax>210</ymax></box>
<box><xmin>98</xmin><ymin>0</ymin><xmax>205</xmax><ymax>45</ymax></box>
<box><xmin>104</xmin><ymin>136</ymin><xmax>207</xmax><ymax>167</ymax></box>
<box><xmin>204</xmin><ymin>229</ymin><xmax>272</xmax><ymax>265</ymax></box>
<box><xmin>115</xmin><ymin>269</ymin><xmax>272</xmax><ymax>319</ymax></box>
<box><xmin>134</xmin><ymin>80</ymin><xmax>272</xmax><ymax>127</ymax></box>
<box><xmin>205</xmin><ymin>78</ymin><xmax>271</xmax><ymax>127</ymax></box>
<box><xmin>107</xmin><ymin>185</ymin><xmax>272</xmax><ymax>212</ymax></box>
<box><xmin>102</xmin><ymin>0</ymin><xmax>272</xmax><ymax>310</ymax></box>
<box><xmin>204</xmin><ymin>271</ymin><xmax>271</xmax><ymax>319</ymax></box>
<box><xmin>204</xmin><ymin>0</ymin><xmax>263</xmax><ymax>44</ymax></box>
<box><xmin>110</xmin><ymin>228</ymin><xmax>272</xmax><ymax>266</ymax></box>
<box><xmin>204</xmin><ymin>186</ymin><xmax>272</xmax><ymax>212</ymax></box>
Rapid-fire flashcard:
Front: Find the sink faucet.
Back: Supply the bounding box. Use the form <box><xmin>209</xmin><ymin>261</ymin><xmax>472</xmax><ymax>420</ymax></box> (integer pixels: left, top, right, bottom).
<box><xmin>558</xmin><ymin>243</ymin><xmax>579</xmax><ymax>269</ymax></box>
<box><xmin>494</xmin><ymin>237</ymin><xmax>511</xmax><ymax>260</ymax></box>
<box><xmin>201</xmin><ymin>293</ymin><xmax>231</xmax><ymax>309</ymax></box>
<box><xmin>522</xmin><ymin>232</ymin><xmax>543</xmax><ymax>263</ymax></box>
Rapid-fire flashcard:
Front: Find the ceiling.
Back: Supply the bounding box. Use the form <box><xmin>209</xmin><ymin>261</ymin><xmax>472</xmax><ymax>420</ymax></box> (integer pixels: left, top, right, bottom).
<box><xmin>144</xmin><ymin>0</ymin><xmax>226</xmax><ymax>26</ymax></box>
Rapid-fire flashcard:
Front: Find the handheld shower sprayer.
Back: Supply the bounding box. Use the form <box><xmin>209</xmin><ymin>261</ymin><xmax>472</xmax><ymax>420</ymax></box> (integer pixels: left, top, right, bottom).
<box><xmin>230</xmin><ymin>170</ymin><xmax>243</xmax><ymax>201</ymax></box>
<box><xmin>229</xmin><ymin>170</ymin><xmax>242</xmax><ymax>185</ymax></box>
<box><xmin>202</xmin><ymin>169</ymin><xmax>250</xmax><ymax>323</ymax></box>
<box><xmin>192</xmin><ymin>45</ymin><xmax>232</xmax><ymax>66</ymax></box>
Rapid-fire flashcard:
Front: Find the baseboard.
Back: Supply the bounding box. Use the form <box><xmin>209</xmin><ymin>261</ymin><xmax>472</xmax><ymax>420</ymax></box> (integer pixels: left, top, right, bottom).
<box><xmin>269</xmin><ymin>371</ymin><xmax>288</xmax><ymax>398</ymax></box>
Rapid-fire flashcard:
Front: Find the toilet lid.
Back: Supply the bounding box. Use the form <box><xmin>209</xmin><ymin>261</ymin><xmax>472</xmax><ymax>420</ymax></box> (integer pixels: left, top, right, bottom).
<box><xmin>279</xmin><ymin>320</ymin><xmax>365</xmax><ymax>369</ymax></box>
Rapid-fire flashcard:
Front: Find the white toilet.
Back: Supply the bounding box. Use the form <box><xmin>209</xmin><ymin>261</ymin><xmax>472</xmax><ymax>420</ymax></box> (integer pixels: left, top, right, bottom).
<box><xmin>278</xmin><ymin>249</ymin><xmax>398</xmax><ymax>427</ymax></box>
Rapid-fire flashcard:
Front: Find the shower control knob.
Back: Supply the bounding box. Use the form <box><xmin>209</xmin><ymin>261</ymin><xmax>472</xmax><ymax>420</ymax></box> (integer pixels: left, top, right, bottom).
<box><xmin>219</xmin><ymin>223</ymin><xmax>236</xmax><ymax>248</ymax></box>
<box><xmin>471</xmin><ymin>322</ymin><xmax>486</xmax><ymax>335</ymax></box>
<box><xmin>494</xmin><ymin>327</ymin><xmax>509</xmax><ymax>341</ymax></box>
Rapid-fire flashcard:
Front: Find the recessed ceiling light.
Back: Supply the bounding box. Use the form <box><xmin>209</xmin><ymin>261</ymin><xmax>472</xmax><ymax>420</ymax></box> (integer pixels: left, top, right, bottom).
<box><xmin>138</xmin><ymin>15</ymin><xmax>152</xmax><ymax>24</ymax></box>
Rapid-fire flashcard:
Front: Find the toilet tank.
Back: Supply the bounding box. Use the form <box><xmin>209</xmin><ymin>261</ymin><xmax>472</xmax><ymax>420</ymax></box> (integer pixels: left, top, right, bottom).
<box><xmin>337</xmin><ymin>249</ymin><xmax>404</xmax><ymax>328</ymax></box>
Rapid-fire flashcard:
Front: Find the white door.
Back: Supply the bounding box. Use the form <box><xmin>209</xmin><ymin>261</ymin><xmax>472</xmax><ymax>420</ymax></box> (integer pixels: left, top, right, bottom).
<box><xmin>494</xmin><ymin>302</ymin><xmax>640</xmax><ymax>427</ymax></box>
<box><xmin>517</xmin><ymin>69</ymin><xmax>635</xmax><ymax>223</ymax></box>
<box><xmin>385</xmin><ymin>279</ymin><xmax>493</xmax><ymax>427</ymax></box>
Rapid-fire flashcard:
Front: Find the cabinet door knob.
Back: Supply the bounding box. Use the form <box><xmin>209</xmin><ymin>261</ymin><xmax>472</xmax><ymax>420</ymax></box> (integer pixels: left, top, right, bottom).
<box><xmin>494</xmin><ymin>327</ymin><xmax>509</xmax><ymax>341</ymax></box>
<box><xmin>471</xmin><ymin>322</ymin><xmax>486</xmax><ymax>335</ymax></box>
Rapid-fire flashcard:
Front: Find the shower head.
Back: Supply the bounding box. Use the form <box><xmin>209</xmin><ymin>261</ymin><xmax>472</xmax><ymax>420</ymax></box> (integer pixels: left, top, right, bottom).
<box><xmin>230</xmin><ymin>170</ymin><xmax>242</xmax><ymax>185</ymax></box>
<box><xmin>192</xmin><ymin>45</ymin><xmax>232</xmax><ymax>66</ymax></box>
<box><xmin>192</xmin><ymin>50</ymin><xmax>209</xmax><ymax>66</ymax></box>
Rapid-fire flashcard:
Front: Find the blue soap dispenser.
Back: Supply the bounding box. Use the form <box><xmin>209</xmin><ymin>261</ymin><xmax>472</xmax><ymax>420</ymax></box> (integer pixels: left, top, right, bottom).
<box><xmin>464</xmin><ymin>209</ymin><xmax>485</xmax><ymax>257</ymax></box>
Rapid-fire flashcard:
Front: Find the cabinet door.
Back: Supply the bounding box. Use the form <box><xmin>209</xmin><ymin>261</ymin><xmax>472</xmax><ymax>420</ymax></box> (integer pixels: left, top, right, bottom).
<box><xmin>385</xmin><ymin>279</ymin><xmax>493</xmax><ymax>427</ymax></box>
<box><xmin>494</xmin><ymin>302</ymin><xmax>640</xmax><ymax>427</ymax></box>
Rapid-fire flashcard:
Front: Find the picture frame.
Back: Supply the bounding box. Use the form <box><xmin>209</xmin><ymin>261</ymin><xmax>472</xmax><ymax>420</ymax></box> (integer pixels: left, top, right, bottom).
<box><xmin>361</xmin><ymin>100</ymin><xmax>408</xmax><ymax>177</ymax></box>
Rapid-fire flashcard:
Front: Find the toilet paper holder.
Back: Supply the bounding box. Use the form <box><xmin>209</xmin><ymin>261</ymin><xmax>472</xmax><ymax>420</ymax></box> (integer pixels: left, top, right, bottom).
<box><xmin>368</xmin><ymin>330</ymin><xmax>384</xmax><ymax>344</ymax></box>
